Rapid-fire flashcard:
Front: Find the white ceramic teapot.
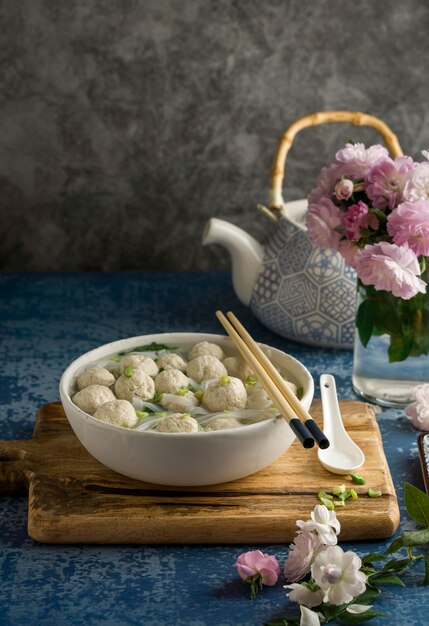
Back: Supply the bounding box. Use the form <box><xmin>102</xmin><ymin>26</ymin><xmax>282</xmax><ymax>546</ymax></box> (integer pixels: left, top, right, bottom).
<box><xmin>203</xmin><ymin>111</ymin><xmax>403</xmax><ymax>349</ymax></box>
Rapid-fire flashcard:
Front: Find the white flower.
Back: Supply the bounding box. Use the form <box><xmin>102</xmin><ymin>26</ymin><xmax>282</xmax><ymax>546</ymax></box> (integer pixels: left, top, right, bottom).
<box><xmin>284</xmin><ymin>530</ymin><xmax>321</xmax><ymax>582</ymax></box>
<box><xmin>284</xmin><ymin>582</ymin><xmax>323</xmax><ymax>608</ymax></box>
<box><xmin>311</xmin><ymin>545</ymin><xmax>367</xmax><ymax>606</ymax></box>
<box><xmin>403</xmin><ymin>161</ymin><xmax>429</xmax><ymax>202</ymax></box>
<box><xmin>405</xmin><ymin>384</ymin><xmax>429</xmax><ymax>431</ymax></box>
<box><xmin>300</xmin><ymin>605</ymin><xmax>321</xmax><ymax>625</ymax></box>
<box><xmin>347</xmin><ymin>604</ymin><xmax>373</xmax><ymax>614</ymax></box>
<box><xmin>422</xmin><ymin>149</ymin><xmax>429</xmax><ymax>161</ymax></box>
<box><xmin>297</xmin><ymin>505</ymin><xmax>340</xmax><ymax>545</ymax></box>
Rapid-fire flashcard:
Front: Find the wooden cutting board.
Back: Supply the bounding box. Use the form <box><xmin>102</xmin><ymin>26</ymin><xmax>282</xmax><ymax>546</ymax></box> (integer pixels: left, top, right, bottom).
<box><xmin>0</xmin><ymin>401</ymin><xmax>399</xmax><ymax>544</ymax></box>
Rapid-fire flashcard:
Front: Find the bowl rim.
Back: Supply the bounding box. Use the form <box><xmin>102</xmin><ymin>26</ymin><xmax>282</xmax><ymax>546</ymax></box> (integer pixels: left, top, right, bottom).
<box><xmin>59</xmin><ymin>332</ymin><xmax>314</xmax><ymax>439</ymax></box>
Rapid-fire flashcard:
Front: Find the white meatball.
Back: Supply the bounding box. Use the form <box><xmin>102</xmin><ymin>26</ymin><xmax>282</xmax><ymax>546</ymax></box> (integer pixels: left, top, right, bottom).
<box><xmin>186</xmin><ymin>355</ymin><xmax>227</xmax><ymax>384</ymax></box>
<box><xmin>119</xmin><ymin>354</ymin><xmax>159</xmax><ymax>377</ymax></box>
<box><xmin>188</xmin><ymin>341</ymin><xmax>224</xmax><ymax>361</ymax></box>
<box><xmin>153</xmin><ymin>413</ymin><xmax>199</xmax><ymax>433</ymax></box>
<box><xmin>155</xmin><ymin>369</ymin><xmax>190</xmax><ymax>394</ymax></box>
<box><xmin>115</xmin><ymin>368</ymin><xmax>155</xmax><ymax>401</ymax></box>
<box><xmin>246</xmin><ymin>388</ymin><xmax>272</xmax><ymax>410</ymax></box>
<box><xmin>72</xmin><ymin>384</ymin><xmax>116</xmax><ymax>415</ymax></box>
<box><xmin>160</xmin><ymin>391</ymin><xmax>199</xmax><ymax>412</ymax></box>
<box><xmin>222</xmin><ymin>357</ymin><xmax>253</xmax><ymax>381</ymax></box>
<box><xmin>202</xmin><ymin>376</ymin><xmax>247</xmax><ymax>412</ymax></box>
<box><xmin>76</xmin><ymin>366</ymin><xmax>116</xmax><ymax>390</ymax></box>
<box><xmin>156</xmin><ymin>353</ymin><xmax>187</xmax><ymax>372</ymax></box>
<box><xmin>204</xmin><ymin>417</ymin><xmax>242</xmax><ymax>431</ymax></box>
<box><xmin>94</xmin><ymin>399</ymin><xmax>138</xmax><ymax>428</ymax></box>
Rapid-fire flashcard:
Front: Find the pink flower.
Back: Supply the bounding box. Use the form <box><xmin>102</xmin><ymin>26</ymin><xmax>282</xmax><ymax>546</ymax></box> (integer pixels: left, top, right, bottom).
<box><xmin>356</xmin><ymin>242</ymin><xmax>426</xmax><ymax>299</ymax></box>
<box><xmin>335</xmin><ymin>143</ymin><xmax>388</xmax><ymax>178</ymax></box>
<box><xmin>284</xmin><ymin>530</ymin><xmax>321</xmax><ymax>583</ymax></box>
<box><xmin>308</xmin><ymin>164</ymin><xmax>344</xmax><ymax>206</ymax></box>
<box><xmin>403</xmin><ymin>161</ymin><xmax>429</xmax><ymax>202</ymax></box>
<box><xmin>334</xmin><ymin>178</ymin><xmax>354</xmax><ymax>201</ymax></box>
<box><xmin>366</xmin><ymin>156</ymin><xmax>414</xmax><ymax>209</ymax></box>
<box><xmin>234</xmin><ymin>550</ymin><xmax>280</xmax><ymax>598</ymax></box>
<box><xmin>306</xmin><ymin>198</ymin><xmax>343</xmax><ymax>250</ymax></box>
<box><xmin>339</xmin><ymin>239</ymin><xmax>360</xmax><ymax>268</ymax></box>
<box><xmin>387</xmin><ymin>199</ymin><xmax>429</xmax><ymax>256</ymax></box>
<box><xmin>405</xmin><ymin>384</ymin><xmax>429</xmax><ymax>431</ymax></box>
<box><xmin>343</xmin><ymin>201</ymin><xmax>377</xmax><ymax>241</ymax></box>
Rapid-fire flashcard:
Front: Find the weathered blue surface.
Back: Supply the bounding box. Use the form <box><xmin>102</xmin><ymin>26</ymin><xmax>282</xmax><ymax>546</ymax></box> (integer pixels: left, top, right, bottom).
<box><xmin>0</xmin><ymin>272</ymin><xmax>427</xmax><ymax>626</ymax></box>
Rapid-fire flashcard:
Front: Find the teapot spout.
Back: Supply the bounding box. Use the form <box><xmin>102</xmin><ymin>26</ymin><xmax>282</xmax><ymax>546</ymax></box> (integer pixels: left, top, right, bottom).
<box><xmin>202</xmin><ymin>218</ymin><xmax>263</xmax><ymax>305</ymax></box>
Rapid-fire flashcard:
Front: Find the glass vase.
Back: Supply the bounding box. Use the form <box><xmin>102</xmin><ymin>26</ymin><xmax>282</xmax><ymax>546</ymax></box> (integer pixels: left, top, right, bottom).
<box><xmin>352</xmin><ymin>274</ymin><xmax>429</xmax><ymax>407</ymax></box>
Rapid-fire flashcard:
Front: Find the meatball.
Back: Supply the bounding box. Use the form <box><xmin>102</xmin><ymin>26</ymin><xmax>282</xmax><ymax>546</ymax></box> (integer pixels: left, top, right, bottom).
<box><xmin>160</xmin><ymin>391</ymin><xmax>199</xmax><ymax>412</ymax></box>
<box><xmin>154</xmin><ymin>368</ymin><xmax>190</xmax><ymax>394</ymax></box>
<box><xmin>119</xmin><ymin>354</ymin><xmax>159</xmax><ymax>377</ymax></box>
<box><xmin>115</xmin><ymin>368</ymin><xmax>155</xmax><ymax>401</ymax></box>
<box><xmin>72</xmin><ymin>384</ymin><xmax>116</xmax><ymax>415</ymax></box>
<box><xmin>246</xmin><ymin>388</ymin><xmax>272</xmax><ymax>410</ymax></box>
<box><xmin>186</xmin><ymin>355</ymin><xmax>227</xmax><ymax>384</ymax></box>
<box><xmin>76</xmin><ymin>366</ymin><xmax>115</xmax><ymax>390</ymax></box>
<box><xmin>153</xmin><ymin>413</ymin><xmax>199</xmax><ymax>433</ymax></box>
<box><xmin>204</xmin><ymin>417</ymin><xmax>242</xmax><ymax>431</ymax></box>
<box><xmin>202</xmin><ymin>376</ymin><xmax>247</xmax><ymax>412</ymax></box>
<box><xmin>188</xmin><ymin>341</ymin><xmax>224</xmax><ymax>361</ymax></box>
<box><xmin>94</xmin><ymin>399</ymin><xmax>138</xmax><ymax>428</ymax></box>
<box><xmin>156</xmin><ymin>353</ymin><xmax>187</xmax><ymax>372</ymax></box>
<box><xmin>222</xmin><ymin>356</ymin><xmax>253</xmax><ymax>381</ymax></box>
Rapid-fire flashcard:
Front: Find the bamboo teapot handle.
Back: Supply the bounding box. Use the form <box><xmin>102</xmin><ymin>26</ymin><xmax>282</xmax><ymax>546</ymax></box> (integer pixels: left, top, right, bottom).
<box><xmin>265</xmin><ymin>111</ymin><xmax>404</xmax><ymax>215</ymax></box>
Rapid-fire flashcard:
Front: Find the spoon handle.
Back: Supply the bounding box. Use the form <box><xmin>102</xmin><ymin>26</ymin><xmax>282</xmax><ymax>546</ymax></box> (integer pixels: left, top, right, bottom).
<box><xmin>320</xmin><ymin>374</ymin><xmax>347</xmax><ymax>437</ymax></box>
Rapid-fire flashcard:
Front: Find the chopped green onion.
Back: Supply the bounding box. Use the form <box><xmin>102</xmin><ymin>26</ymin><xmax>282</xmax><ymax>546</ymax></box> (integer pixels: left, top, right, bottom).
<box><xmin>333</xmin><ymin>500</ymin><xmax>345</xmax><ymax>507</ymax></box>
<box><xmin>350</xmin><ymin>473</ymin><xmax>366</xmax><ymax>485</ymax></box>
<box><xmin>152</xmin><ymin>391</ymin><xmax>163</xmax><ymax>403</ymax></box>
<box><xmin>177</xmin><ymin>386</ymin><xmax>189</xmax><ymax>396</ymax></box>
<box><xmin>135</xmin><ymin>411</ymin><xmax>149</xmax><ymax>418</ymax></box>
<box><xmin>154</xmin><ymin>411</ymin><xmax>167</xmax><ymax>417</ymax></box>
<box><xmin>194</xmin><ymin>390</ymin><xmax>204</xmax><ymax>401</ymax></box>
<box><xmin>296</xmin><ymin>387</ymin><xmax>304</xmax><ymax>400</ymax></box>
<box><xmin>333</xmin><ymin>484</ymin><xmax>346</xmax><ymax>496</ymax></box>
<box><xmin>220</xmin><ymin>375</ymin><xmax>229</xmax><ymax>385</ymax></box>
<box><xmin>368</xmin><ymin>488</ymin><xmax>382</xmax><ymax>498</ymax></box>
<box><xmin>349</xmin><ymin>488</ymin><xmax>358</xmax><ymax>501</ymax></box>
<box><xmin>318</xmin><ymin>490</ymin><xmax>334</xmax><ymax>502</ymax></box>
<box><xmin>245</xmin><ymin>375</ymin><xmax>257</xmax><ymax>387</ymax></box>
<box><xmin>320</xmin><ymin>497</ymin><xmax>334</xmax><ymax>511</ymax></box>
<box><xmin>124</xmin><ymin>365</ymin><xmax>134</xmax><ymax>378</ymax></box>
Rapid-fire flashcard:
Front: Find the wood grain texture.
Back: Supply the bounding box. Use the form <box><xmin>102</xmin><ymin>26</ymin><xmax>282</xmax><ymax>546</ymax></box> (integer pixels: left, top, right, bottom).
<box><xmin>0</xmin><ymin>401</ymin><xmax>399</xmax><ymax>544</ymax></box>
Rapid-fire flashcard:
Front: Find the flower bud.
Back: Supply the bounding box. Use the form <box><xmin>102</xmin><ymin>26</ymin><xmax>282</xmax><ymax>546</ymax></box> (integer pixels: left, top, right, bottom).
<box><xmin>334</xmin><ymin>178</ymin><xmax>354</xmax><ymax>200</ymax></box>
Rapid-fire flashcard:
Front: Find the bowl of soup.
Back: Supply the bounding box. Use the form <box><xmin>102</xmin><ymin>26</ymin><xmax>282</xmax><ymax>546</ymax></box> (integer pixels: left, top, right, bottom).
<box><xmin>59</xmin><ymin>332</ymin><xmax>314</xmax><ymax>486</ymax></box>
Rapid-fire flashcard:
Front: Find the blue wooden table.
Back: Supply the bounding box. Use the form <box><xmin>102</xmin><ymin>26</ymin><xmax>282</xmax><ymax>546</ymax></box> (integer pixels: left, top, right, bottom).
<box><xmin>0</xmin><ymin>272</ymin><xmax>427</xmax><ymax>626</ymax></box>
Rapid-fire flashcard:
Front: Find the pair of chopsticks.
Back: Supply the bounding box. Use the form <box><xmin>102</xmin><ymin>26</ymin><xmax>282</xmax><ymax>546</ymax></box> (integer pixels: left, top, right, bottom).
<box><xmin>216</xmin><ymin>311</ymin><xmax>329</xmax><ymax>450</ymax></box>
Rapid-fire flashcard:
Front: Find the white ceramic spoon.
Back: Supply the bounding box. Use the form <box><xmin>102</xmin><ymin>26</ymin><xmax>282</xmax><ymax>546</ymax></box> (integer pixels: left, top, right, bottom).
<box><xmin>318</xmin><ymin>374</ymin><xmax>365</xmax><ymax>474</ymax></box>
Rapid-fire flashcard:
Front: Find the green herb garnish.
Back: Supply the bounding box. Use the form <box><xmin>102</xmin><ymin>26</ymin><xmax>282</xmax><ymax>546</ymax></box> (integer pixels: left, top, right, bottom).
<box><xmin>368</xmin><ymin>488</ymin><xmax>382</xmax><ymax>498</ymax></box>
<box><xmin>124</xmin><ymin>365</ymin><xmax>134</xmax><ymax>378</ymax></box>
<box><xmin>245</xmin><ymin>375</ymin><xmax>257</xmax><ymax>387</ymax></box>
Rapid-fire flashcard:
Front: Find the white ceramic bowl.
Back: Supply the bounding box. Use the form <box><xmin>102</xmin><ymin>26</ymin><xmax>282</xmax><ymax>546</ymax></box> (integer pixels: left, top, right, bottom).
<box><xmin>59</xmin><ymin>332</ymin><xmax>314</xmax><ymax>486</ymax></box>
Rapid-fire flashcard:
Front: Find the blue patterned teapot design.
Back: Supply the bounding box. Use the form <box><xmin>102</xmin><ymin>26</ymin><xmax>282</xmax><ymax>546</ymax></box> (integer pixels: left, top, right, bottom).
<box><xmin>203</xmin><ymin>199</ymin><xmax>356</xmax><ymax>349</ymax></box>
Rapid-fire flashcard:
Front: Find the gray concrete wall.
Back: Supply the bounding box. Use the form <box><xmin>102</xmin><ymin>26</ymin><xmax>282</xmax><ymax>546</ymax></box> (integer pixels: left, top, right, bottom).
<box><xmin>1</xmin><ymin>0</ymin><xmax>428</xmax><ymax>271</ymax></box>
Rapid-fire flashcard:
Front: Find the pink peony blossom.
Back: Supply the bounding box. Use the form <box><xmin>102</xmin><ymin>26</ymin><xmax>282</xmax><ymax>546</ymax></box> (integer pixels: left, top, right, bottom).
<box><xmin>387</xmin><ymin>199</ymin><xmax>429</xmax><ymax>256</ymax></box>
<box><xmin>335</xmin><ymin>143</ymin><xmax>388</xmax><ymax>178</ymax></box>
<box><xmin>403</xmin><ymin>161</ymin><xmax>429</xmax><ymax>202</ymax></box>
<box><xmin>356</xmin><ymin>242</ymin><xmax>426</xmax><ymax>299</ymax></box>
<box><xmin>343</xmin><ymin>201</ymin><xmax>377</xmax><ymax>241</ymax></box>
<box><xmin>308</xmin><ymin>163</ymin><xmax>344</xmax><ymax>206</ymax></box>
<box><xmin>366</xmin><ymin>156</ymin><xmax>414</xmax><ymax>209</ymax></box>
<box><xmin>311</xmin><ymin>545</ymin><xmax>367</xmax><ymax>606</ymax></box>
<box><xmin>284</xmin><ymin>530</ymin><xmax>321</xmax><ymax>583</ymax></box>
<box><xmin>306</xmin><ymin>198</ymin><xmax>343</xmax><ymax>250</ymax></box>
<box><xmin>405</xmin><ymin>384</ymin><xmax>429</xmax><ymax>431</ymax></box>
<box><xmin>339</xmin><ymin>239</ymin><xmax>360</xmax><ymax>268</ymax></box>
<box><xmin>334</xmin><ymin>178</ymin><xmax>354</xmax><ymax>201</ymax></box>
<box><xmin>233</xmin><ymin>550</ymin><xmax>280</xmax><ymax>587</ymax></box>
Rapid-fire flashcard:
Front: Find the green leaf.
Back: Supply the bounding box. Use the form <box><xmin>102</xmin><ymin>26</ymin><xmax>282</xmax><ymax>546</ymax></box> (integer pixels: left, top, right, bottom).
<box><xmin>381</xmin><ymin>557</ymin><xmax>413</xmax><ymax>573</ymax></box>
<box><xmin>367</xmin><ymin>574</ymin><xmax>405</xmax><ymax>586</ymax></box>
<box><xmin>362</xmin><ymin>553</ymin><xmax>386</xmax><ymax>564</ymax></box>
<box><xmin>386</xmin><ymin>529</ymin><xmax>429</xmax><ymax>552</ymax></box>
<box><xmin>352</xmin><ymin>587</ymin><xmax>381</xmax><ymax>604</ymax></box>
<box><xmin>133</xmin><ymin>342</ymin><xmax>175</xmax><ymax>352</ymax></box>
<box><xmin>356</xmin><ymin>299</ymin><xmax>375</xmax><ymax>347</ymax></box>
<box><xmin>339</xmin><ymin>609</ymin><xmax>388</xmax><ymax>624</ymax></box>
<box><xmin>369</xmin><ymin>207</ymin><xmax>388</xmax><ymax>223</ymax></box>
<box><xmin>264</xmin><ymin>619</ymin><xmax>300</xmax><ymax>626</ymax></box>
<box><xmin>404</xmin><ymin>482</ymin><xmax>429</xmax><ymax>527</ymax></box>
<box><xmin>388</xmin><ymin>333</ymin><xmax>412</xmax><ymax>362</ymax></box>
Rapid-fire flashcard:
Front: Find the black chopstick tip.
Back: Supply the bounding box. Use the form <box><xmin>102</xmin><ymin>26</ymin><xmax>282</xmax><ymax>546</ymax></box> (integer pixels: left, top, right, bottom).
<box><xmin>305</xmin><ymin>419</ymin><xmax>330</xmax><ymax>449</ymax></box>
<box><xmin>289</xmin><ymin>418</ymin><xmax>315</xmax><ymax>449</ymax></box>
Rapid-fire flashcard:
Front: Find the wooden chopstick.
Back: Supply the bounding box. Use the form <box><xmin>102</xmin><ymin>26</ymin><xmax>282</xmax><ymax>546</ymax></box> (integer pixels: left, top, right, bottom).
<box><xmin>225</xmin><ymin>311</ymin><xmax>330</xmax><ymax>450</ymax></box>
<box><xmin>216</xmin><ymin>311</ymin><xmax>315</xmax><ymax>449</ymax></box>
